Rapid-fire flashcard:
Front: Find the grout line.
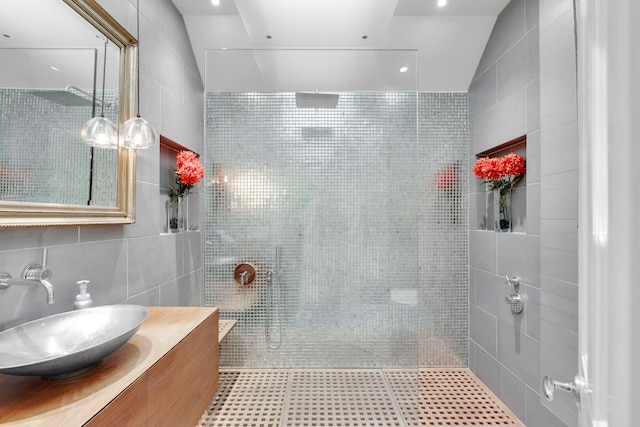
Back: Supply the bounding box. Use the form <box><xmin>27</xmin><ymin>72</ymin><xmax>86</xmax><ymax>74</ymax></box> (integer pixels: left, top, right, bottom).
<box><xmin>279</xmin><ymin>370</ymin><xmax>293</xmax><ymax>427</ymax></box>
<box><xmin>380</xmin><ymin>369</ymin><xmax>410</xmax><ymax>427</ymax></box>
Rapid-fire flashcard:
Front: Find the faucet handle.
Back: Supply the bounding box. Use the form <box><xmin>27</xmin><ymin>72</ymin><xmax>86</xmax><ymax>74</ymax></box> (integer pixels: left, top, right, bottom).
<box><xmin>505</xmin><ymin>275</ymin><xmax>520</xmax><ymax>288</ymax></box>
<box><xmin>23</xmin><ymin>264</ymin><xmax>52</xmax><ymax>282</ymax></box>
<box><xmin>0</xmin><ymin>272</ymin><xmax>11</xmax><ymax>290</ymax></box>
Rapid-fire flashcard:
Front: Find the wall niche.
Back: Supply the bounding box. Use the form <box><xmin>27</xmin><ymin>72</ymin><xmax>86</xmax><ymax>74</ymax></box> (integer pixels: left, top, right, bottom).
<box><xmin>474</xmin><ymin>135</ymin><xmax>527</xmax><ymax>233</ymax></box>
<box><xmin>160</xmin><ymin>135</ymin><xmax>201</xmax><ymax>233</ymax></box>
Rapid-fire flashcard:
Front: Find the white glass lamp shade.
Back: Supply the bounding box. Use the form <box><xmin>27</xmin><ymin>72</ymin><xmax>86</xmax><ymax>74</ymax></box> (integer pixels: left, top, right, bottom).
<box><xmin>119</xmin><ymin>116</ymin><xmax>159</xmax><ymax>149</ymax></box>
<box><xmin>81</xmin><ymin>116</ymin><xmax>119</xmax><ymax>149</ymax></box>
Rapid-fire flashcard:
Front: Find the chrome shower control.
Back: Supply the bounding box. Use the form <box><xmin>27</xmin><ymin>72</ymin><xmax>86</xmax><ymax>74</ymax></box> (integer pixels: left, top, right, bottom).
<box><xmin>234</xmin><ymin>263</ymin><xmax>255</xmax><ymax>287</ymax></box>
<box><xmin>504</xmin><ymin>275</ymin><xmax>523</xmax><ymax>314</ymax></box>
<box><xmin>505</xmin><ymin>275</ymin><xmax>520</xmax><ymax>288</ymax></box>
<box><xmin>505</xmin><ymin>293</ymin><xmax>523</xmax><ymax>314</ymax></box>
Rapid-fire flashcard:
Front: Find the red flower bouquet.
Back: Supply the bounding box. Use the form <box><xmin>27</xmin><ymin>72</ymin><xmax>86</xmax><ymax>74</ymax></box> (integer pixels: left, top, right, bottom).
<box><xmin>169</xmin><ymin>150</ymin><xmax>204</xmax><ymax>202</ymax></box>
<box><xmin>473</xmin><ymin>153</ymin><xmax>526</xmax><ymax>232</ymax></box>
<box><xmin>473</xmin><ymin>153</ymin><xmax>525</xmax><ymax>191</ymax></box>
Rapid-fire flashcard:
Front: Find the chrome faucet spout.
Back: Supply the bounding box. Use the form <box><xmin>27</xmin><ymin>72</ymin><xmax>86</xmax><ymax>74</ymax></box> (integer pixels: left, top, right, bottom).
<box><xmin>0</xmin><ymin>273</ymin><xmax>55</xmax><ymax>304</ymax></box>
<box><xmin>23</xmin><ymin>264</ymin><xmax>55</xmax><ymax>304</ymax></box>
<box><xmin>40</xmin><ymin>279</ymin><xmax>55</xmax><ymax>304</ymax></box>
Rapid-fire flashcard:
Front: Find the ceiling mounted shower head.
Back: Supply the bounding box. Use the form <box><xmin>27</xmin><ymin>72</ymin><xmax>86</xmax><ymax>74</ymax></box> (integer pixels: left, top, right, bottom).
<box><xmin>295</xmin><ymin>92</ymin><xmax>339</xmax><ymax>109</ymax></box>
<box><xmin>30</xmin><ymin>89</ymin><xmax>92</xmax><ymax>107</ymax></box>
<box><xmin>29</xmin><ymin>86</ymin><xmax>112</xmax><ymax>108</ymax></box>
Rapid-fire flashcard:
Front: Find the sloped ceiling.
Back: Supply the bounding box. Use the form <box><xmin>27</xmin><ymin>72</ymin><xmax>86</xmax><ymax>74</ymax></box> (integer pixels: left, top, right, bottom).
<box><xmin>171</xmin><ymin>0</ymin><xmax>509</xmax><ymax>92</ymax></box>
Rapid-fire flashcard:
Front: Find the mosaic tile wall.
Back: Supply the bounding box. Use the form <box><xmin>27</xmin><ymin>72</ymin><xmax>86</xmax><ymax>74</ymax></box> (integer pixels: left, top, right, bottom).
<box><xmin>418</xmin><ymin>93</ymin><xmax>469</xmax><ymax>367</ymax></box>
<box><xmin>205</xmin><ymin>92</ymin><xmax>468</xmax><ymax>369</ymax></box>
<box><xmin>0</xmin><ymin>89</ymin><xmax>118</xmax><ymax>206</ymax></box>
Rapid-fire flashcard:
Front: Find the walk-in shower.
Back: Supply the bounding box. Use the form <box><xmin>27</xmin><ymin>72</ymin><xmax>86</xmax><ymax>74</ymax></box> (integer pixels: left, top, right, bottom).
<box><xmin>203</xmin><ymin>49</ymin><xmax>468</xmax><ymax>372</ymax></box>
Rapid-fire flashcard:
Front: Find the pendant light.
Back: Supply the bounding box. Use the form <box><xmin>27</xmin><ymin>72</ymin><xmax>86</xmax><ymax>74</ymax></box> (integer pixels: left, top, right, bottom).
<box><xmin>119</xmin><ymin>0</ymin><xmax>159</xmax><ymax>149</ymax></box>
<box><xmin>81</xmin><ymin>39</ymin><xmax>118</xmax><ymax>149</ymax></box>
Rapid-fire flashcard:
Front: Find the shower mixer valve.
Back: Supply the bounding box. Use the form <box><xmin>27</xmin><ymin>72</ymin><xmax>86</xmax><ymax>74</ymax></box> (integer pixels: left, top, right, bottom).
<box><xmin>504</xmin><ymin>275</ymin><xmax>523</xmax><ymax>314</ymax></box>
<box><xmin>234</xmin><ymin>263</ymin><xmax>256</xmax><ymax>287</ymax></box>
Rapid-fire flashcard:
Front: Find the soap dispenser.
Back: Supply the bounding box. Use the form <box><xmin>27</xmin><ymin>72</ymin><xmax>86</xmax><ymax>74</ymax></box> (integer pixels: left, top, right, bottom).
<box><xmin>73</xmin><ymin>280</ymin><xmax>93</xmax><ymax>310</ymax></box>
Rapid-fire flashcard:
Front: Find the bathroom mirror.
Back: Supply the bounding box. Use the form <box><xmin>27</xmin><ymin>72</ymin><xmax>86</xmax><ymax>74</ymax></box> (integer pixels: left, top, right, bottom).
<box><xmin>0</xmin><ymin>0</ymin><xmax>137</xmax><ymax>227</ymax></box>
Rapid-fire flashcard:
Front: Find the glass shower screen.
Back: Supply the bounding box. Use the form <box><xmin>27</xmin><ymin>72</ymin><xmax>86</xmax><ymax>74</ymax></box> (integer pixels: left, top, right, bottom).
<box><xmin>204</xmin><ymin>49</ymin><xmax>419</xmax><ymax>369</ymax></box>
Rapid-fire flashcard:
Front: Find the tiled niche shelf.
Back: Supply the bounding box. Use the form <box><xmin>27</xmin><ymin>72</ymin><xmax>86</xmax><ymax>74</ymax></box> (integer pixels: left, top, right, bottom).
<box><xmin>160</xmin><ymin>135</ymin><xmax>200</xmax><ymax>234</ymax></box>
<box><xmin>474</xmin><ymin>135</ymin><xmax>527</xmax><ymax>233</ymax></box>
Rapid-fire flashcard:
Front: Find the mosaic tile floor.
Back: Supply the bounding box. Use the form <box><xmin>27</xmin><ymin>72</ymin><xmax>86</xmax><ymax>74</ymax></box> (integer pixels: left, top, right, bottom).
<box><xmin>197</xmin><ymin>368</ymin><xmax>525</xmax><ymax>427</ymax></box>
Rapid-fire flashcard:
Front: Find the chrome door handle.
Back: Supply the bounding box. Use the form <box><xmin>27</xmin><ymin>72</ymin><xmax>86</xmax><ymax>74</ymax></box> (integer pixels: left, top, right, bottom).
<box><xmin>542</xmin><ymin>375</ymin><xmax>585</xmax><ymax>406</ymax></box>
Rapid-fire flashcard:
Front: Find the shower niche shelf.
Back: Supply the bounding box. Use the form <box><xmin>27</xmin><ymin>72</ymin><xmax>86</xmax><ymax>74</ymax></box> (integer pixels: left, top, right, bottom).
<box><xmin>475</xmin><ymin>134</ymin><xmax>526</xmax><ymax>157</ymax></box>
<box><xmin>160</xmin><ymin>135</ymin><xmax>201</xmax><ymax>234</ymax></box>
<box><xmin>474</xmin><ymin>135</ymin><xmax>527</xmax><ymax>233</ymax></box>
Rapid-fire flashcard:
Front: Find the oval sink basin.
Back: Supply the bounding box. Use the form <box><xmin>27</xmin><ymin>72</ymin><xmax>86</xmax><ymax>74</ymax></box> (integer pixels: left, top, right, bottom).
<box><xmin>0</xmin><ymin>305</ymin><xmax>148</xmax><ymax>379</ymax></box>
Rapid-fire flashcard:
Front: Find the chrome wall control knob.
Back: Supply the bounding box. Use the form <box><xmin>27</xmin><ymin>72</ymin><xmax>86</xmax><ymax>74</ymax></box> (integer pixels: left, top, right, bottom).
<box><xmin>234</xmin><ymin>263</ymin><xmax>256</xmax><ymax>287</ymax></box>
<box><xmin>505</xmin><ymin>275</ymin><xmax>521</xmax><ymax>288</ymax></box>
<box><xmin>504</xmin><ymin>275</ymin><xmax>523</xmax><ymax>314</ymax></box>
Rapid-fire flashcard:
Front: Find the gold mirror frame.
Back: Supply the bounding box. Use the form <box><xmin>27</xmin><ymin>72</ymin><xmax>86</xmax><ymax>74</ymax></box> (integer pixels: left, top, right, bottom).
<box><xmin>0</xmin><ymin>0</ymin><xmax>137</xmax><ymax>227</ymax></box>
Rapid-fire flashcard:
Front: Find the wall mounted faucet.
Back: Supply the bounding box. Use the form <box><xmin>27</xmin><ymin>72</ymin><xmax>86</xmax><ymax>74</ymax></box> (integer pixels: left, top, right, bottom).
<box><xmin>0</xmin><ymin>249</ymin><xmax>55</xmax><ymax>304</ymax></box>
<box><xmin>504</xmin><ymin>275</ymin><xmax>523</xmax><ymax>314</ymax></box>
<box><xmin>0</xmin><ymin>264</ymin><xmax>55</xmax><ymax>304</ymax></box>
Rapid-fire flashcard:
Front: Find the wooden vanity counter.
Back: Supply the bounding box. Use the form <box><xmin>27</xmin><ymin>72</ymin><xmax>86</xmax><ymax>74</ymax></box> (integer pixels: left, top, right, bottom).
<box><xmin>0</xmin><ymin>306</ymin><xmax>219</xmax><ymax>426</ymax></box>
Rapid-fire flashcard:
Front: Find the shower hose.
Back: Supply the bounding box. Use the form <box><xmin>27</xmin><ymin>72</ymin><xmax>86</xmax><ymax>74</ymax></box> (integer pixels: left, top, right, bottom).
<box><xmin>265</xmin><ymin>246</ymin><xmax>283</xmax><ymax>349</ymax></box>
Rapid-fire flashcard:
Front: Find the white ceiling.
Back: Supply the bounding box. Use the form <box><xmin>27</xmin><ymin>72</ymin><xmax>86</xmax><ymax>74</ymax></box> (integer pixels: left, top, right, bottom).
<box><xmin>171</xmin><ymin>0</ymin><xmax>509</xmax><ymax>92</ymax></box>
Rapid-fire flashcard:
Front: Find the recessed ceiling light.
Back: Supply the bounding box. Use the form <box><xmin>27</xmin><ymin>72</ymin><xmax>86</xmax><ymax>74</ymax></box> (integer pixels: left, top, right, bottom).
<box><xmin>50</xmin><ymin>66</ymin><xmax>60</xmax><ymax>71</ymax></box>
<box><xmin>437</xmin><ymin>0</ymin><xmax>447</xmax><ymax>7</ymax></box>
<box><xmin>400</xmin><ymin>66</ymin><xmax>408</xmax><ymax>73</ymax></box>
<box><xmin>266</xmin><ymin>35</ymin><xmax>272</xmax><ymax>39</ymax></box>
<box><xmin>362</xmin><ymin>35</ymin><xmax>368</xmax><ymax>40</ymax></box>
<box><xmin>210</xmin><ymin>0</ymin><xmax>220</xmax><ymax>6</ymax></box>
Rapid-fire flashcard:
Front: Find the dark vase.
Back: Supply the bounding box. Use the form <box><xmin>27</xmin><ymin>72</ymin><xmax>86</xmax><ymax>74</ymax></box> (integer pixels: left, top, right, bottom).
<box><xmin>493</xmin><ymin>188</ymin><xmax>512</xmax><ymax>232</ymax></box>
<box><xmin>166</xmin><ymin>195</ymin><xmax>185</xmax><ymax>233</ymax></box>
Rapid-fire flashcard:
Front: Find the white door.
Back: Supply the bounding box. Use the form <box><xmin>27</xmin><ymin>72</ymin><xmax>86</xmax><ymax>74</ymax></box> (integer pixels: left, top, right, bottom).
<box><xmin>557</xmin><ymin>0</ymin><xmax>640</xmax><ymax>425</ymax></box>
<box><xmin>575</xmin><ymin>0</ymin><xmax>606</xmax><ymax>423</ymax></box>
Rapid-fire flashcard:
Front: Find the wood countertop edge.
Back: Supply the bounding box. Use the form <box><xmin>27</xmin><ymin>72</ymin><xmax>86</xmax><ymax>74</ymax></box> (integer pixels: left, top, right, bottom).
<box><xmin>0</xmin><ymin>306</ymin><xmax>218</xmax><ymax>426</ymax></box>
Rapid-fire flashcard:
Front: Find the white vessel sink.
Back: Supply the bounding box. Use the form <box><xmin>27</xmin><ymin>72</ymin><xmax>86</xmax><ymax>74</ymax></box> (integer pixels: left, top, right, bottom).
<box><xmin>0</xmin><ymin>305</ymin><xmax>148</xmax><ymax>379</ymax></box>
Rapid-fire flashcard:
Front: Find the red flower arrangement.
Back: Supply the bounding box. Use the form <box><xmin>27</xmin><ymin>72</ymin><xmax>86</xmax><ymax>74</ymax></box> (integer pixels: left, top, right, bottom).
<box><xmin>474</xmin><ymin>153</ymin><xmax>525</xmax><ymax>232</ymax></box>
<box><xmin>473</xmin><ymin>153</ymin><xmax>526</xmax><ymax>191</ymax></box>
<box><xmin>169</xmin><ymin>150</ymin><xmax>204</xmax><ymax>201</ymax></box>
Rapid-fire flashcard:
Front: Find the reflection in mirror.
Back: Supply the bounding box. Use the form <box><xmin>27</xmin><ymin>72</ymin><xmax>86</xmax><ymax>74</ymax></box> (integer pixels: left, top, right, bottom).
<box><xmin>0</xmin><ymin>0</ymin><xmax>119</xmax><ymax>207</ymax></box>
<box><xmin>0</xmin><ymin>0</ymin><xmax>137</xmax><ymax>227</ymax></box>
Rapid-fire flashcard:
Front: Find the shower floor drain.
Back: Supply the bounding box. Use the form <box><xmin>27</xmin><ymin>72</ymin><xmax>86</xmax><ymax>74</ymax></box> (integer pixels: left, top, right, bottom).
<box><xmin>197</xmin><ymin>369</ymin><xmax>524</xmax><ymax>427</ymax></box>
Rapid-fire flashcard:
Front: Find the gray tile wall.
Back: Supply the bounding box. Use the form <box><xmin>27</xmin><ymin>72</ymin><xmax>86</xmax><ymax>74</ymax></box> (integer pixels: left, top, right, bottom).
<box><xmin>469</xmin><ymin>0</ymin><xmax>570</xmax><ymax>426</ymax></box>
<box><xmin>538</xmin><ymin>0</ymin><xmax>578</xmax><ymax>425</ymax></box>
<box><xmin>0</xmin><ymin>0</ymin><xmax>204</xmax><ymax>330</ymax></box>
